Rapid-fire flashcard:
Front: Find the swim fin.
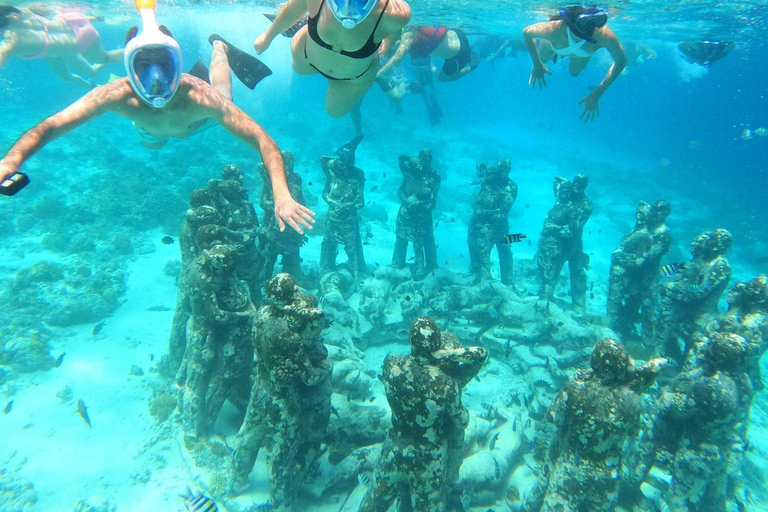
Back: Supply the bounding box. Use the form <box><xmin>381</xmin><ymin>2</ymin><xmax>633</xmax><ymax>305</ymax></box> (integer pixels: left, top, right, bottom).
<box><xmin>334</xmin><ymin>135</ymin><xmax>364</xmax><ymax>166</ymax></box>
<box><xmin>426</xmin><ymin>94</ymin><xmax>443</xmax><ymax>126</ymax></box>
<box><xmin>264</xmin><ymin>13</ymin><xmax>309</xmax><ymax>38</ymax></box>
<box><xmin>209</xmin><ymin>34</ymin><xmax>272</xmax><ymax>89</ymax></box>
<box><xmin>188</xmin><ymin>60</ymin><xmax>210</xmax><ymax>83</ymax></box>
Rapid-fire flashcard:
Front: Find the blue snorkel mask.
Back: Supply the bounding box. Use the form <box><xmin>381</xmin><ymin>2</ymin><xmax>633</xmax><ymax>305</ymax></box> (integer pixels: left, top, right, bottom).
<box><xmin>328</xmin><ymin>0</ymin><xmax>378</xmax><ymax>29</ymax></box>
<box><xmin>556</xmin><ymin>7</ymin><xmax>608</xmax><ymax>44</ymax></box>
<box><xmin>124</xmin><ymin>0</ymin><xmax>182</xmax><ymax>108</ymax></box>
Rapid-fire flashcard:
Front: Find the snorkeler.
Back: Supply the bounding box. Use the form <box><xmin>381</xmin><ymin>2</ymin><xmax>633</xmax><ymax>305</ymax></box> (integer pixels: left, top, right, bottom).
<box><xmin>378</xmin><ymin>25</ymin><xmax>481</xmax><ymax>83</ymax></box>
<box><xmin>253</xmin><ymin>0</ymin><xmax>411</xmax><ymax>127</ymax></box>
<box><xmin>0</xmin><ymin>0</ymin><xmax>314</xmax><ymax>235</ymax></box>
<box><xmin>678</xmin><ymin>41</ymin><xmax>734</xmax><ymax>68</ymax></box>
<box><xmin>523</xmin><ymin>6</ymin><xmax>627</xmax><ymax>122</ymax></box>
<box><xmin>0</xmin><ymin>5</ymin><xmax>124</xmax><ymax>87</ymax></box>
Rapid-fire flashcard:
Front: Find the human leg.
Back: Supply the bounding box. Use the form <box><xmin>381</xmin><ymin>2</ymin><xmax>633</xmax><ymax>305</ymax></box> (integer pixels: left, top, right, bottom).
<box><xmin>210</xmin><ymin>39</ymin><xmax>233</xmax><ymax>101</ymax></box>
<box><xmin>569</xmin><ymin>56</ymin><xmax>591</xmax><ymax>76</ymax></box>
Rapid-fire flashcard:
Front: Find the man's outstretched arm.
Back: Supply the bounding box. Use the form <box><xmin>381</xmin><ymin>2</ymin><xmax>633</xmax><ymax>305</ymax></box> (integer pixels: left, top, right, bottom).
<box><xmin>0</xmin><ymin>82</ymin><xmax>129</xmax><ymax>182</ymax></box>
<box><xmin>207</xmin><ymin>91</ymin><xmax>315</xmax><ymax>235</ymax></box>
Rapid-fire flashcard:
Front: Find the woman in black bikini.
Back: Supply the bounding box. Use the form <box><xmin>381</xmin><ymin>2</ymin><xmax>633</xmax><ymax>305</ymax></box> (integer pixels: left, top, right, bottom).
<box><xmin>253</xmin><ymin>0</ymin><xmax>410</xmax><ymax>119</ymax></box>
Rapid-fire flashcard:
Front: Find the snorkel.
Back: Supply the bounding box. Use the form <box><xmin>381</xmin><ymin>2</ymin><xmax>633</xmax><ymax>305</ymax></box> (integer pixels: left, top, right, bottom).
<box><xmin>124</xmin><ymin>0</ymin><xmax>182</xmax><ymax>108</ymax></box>
<box><xmin>328</xmin><ymin>0</ymin><xmax>378</xmax><ymax>29</ymax></box>
<box><xmin>552</xmin><ymin>6</ymin><xmax>608</xmax><ymax>44</ymax></box>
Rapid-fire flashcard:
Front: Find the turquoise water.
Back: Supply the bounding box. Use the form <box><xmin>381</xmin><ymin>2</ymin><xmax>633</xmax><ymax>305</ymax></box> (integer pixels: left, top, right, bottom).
<box><xmin>1</xmin><ymin>1</ymin><xmax>767</xmax><ymax>511</ymax></box>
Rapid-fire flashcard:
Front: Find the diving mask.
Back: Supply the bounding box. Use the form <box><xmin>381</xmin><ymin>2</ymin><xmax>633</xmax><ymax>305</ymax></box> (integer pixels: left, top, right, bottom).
<box><xmin>124</xmin><ymin>0</ymin><xmax>182</xmax><ymax>108</ymax></box>
<box><xmin>571</xmin><ymin>8</ymin><xmax>608</xmax><ymax>43</ymax></box>
<box><xmin>327</xmin><ymin>0</ymin><xmax>378</xmax><ymax>29</ymax></box>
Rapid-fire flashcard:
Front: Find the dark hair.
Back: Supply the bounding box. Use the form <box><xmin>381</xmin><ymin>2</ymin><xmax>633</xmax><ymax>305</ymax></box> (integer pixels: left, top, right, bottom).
<box><xmin>125</xmin><ymin>24</ymin><xmax>174</xmax><ymax>44</ymax></box>
<box><xmin>0</xmin><ymin>5</ymin><xmax>22</xmax><ymax>30</ymax></box>
<box><xmin>550</xmin><ymin>6</ymin><xmax>607</xmax><ymax>43</ymax></box>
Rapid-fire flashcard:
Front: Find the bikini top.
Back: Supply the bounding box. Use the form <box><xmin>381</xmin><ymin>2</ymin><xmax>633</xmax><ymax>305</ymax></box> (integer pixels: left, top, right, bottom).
<box><xmin>552</xmin><ymin>27</ymin><xmax>591</xmax><ymax>58</ymax></box>
<box><xmin>307</xmin><ymin>0</ymin><xmax>390</xmax><ymax>60</ymax></box>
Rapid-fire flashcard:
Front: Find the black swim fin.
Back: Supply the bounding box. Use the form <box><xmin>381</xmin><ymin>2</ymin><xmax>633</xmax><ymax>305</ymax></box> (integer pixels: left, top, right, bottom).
<box><xmin>188</xmin><ymin>60</ymin><xmax>210</xmax><ymax>83</ymax></box>
<box><xmin>334</xmin><ymin>135</ymin><xmax>364</xmax><ymax>166</ymax></box>
<box><xmin>264</xmin><ymin>13</ymin><xmax>309</xmax><ymax>38</ymax></box>
<box><xmin>209</xmin><ymin>34</ymin><xmax>272</xmax><ymax>89</ymax></box>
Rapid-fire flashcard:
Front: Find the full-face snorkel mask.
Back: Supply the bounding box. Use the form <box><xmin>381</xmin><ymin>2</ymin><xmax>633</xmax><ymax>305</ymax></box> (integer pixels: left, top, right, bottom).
<box><xmin>327</xmin><ymin>0</ymin><xmax>378</xmax><ymax>29</ymax></box>
<box><xmin>124</xmin><ymin>0</ymin><xmax>182</xmax><ymax>108</ymax></box>
<box><xmin>565</xmin><ymin>7</ymin><xmax>608</xmax><ymax>43</ymax></box>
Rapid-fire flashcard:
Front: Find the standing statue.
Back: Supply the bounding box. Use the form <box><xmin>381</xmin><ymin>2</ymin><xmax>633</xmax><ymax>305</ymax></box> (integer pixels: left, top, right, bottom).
<box><xmin>230</xmin><ymin>273</ymin><xmax>331</xmax><ymax>507</ymax></box>
<box><xmin>258</xmin><ymin>151</ymin><xmax>307</xmax><ymax>283</ymax></box>
<box><xmin>319</xmin><ymin>155</ymin><xmax>366</xmax><ymax>278</ymax></box>
<box><xmin>392</xmin><ymin>149</ymin><xmax>441</xmax><ymax>278</ymax></box>
<box><xmin>177</xmin><ymin>243</ymin><xmax>256</xmax><ymax>440</ymax></box>
<box><xmin>358</xmin><ymin>317</ymin><xmax>487</xmax><ymax>512</ymax></box>
<box><xmin>606</xmin><ymin>200</ymin><xmax>671</xmax><ymax>340</ymax></box>
<box><xmin>535</xmin><ymin>174</ymin><xmax>592</xmax><ymax>308</ymax></box>
<box><xmin>536</xmin><ymin>338</ymin><xmax>667</xmax><ymax>512</ymax></box>
<box><xmin>467</xmin><ymin>159</ymin><xmax>518</xmax><ymax>284</ymax></box>
<box><xmin>656</xmin><ymin>228</ymin><xmax>732</xmax><ymax>364</ymax></box>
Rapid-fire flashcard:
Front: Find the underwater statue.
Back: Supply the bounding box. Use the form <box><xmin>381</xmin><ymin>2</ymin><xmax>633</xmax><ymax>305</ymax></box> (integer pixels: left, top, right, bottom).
<box><xmin>606</xmin><ymin>200</ymin><xmax>671</xmax><ymax>341</ymax></box>
<box><xmin>644</xmin><ymin>331</ymin><xmax>752</xmax><ymax>512</ymax></box>
<box><xmin>230</xmin><ymin>273</ymin><xmax>331</xmax><ymax>507</ymax></box>
<box><xmin>467</xmin><ymin>159</ymin><xmax>518</xmax><ymax>285</ymax></box>
<box><xmin>258</xmin><ymin>151</ymin><xmax>307</xmax><ymax>284</ymax></box>
<box><xmin>535</xmin><ymin>174</ymin><xmax>592</xmax><ymax>308</ymax></box>
<box><xmin>391</xmin><ymin>149</ymin><xmax>441</xmax><ymax>278</ymax></box>
<box><xmin>392</xmin><ymin>149</ymin><xmax>440</xmax><ymax>277</ymax></box>
<box><xmin>656</xmin><ymin>228</ymin><xmax>732</xmax><ymax>364</ymax></box>
<box><xmin>319</xmin><ymin>154</ymin><xmax>367</xmax><ymax>279</ymax></box>
<box><xmin>168</xmin><ymin>165</ymin><xmax>261</xmax><ymax>370</ymax></box>
<box><xmin>358</xmin><ymin>316</ymin><xmax>487</xmax><ymax>512</ymax></box>
<box><xmin>177</xmin><ymin>243</ymin><xmax>256</xmax><ymax>440</ymax></box>
<box><xmin>535</xmin><ymin>338</ymin><xmax>667</xmax><ymax>512</ymax></box>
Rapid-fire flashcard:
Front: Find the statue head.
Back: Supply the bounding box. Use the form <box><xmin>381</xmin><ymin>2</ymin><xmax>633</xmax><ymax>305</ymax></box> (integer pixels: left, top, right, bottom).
<box><xmin>572</xmin><ymin>174</ymin><xmax>589</xmax><ymax>195</ymax></box>
<box><xmin>266</xmin><ymin>273</ymin><xmax>300</xmax><ymax>307</ymax></box>
<box><xmin>221</xmin><ymin>163</ymin><xmax>243</xmax><ymax>183</ymax></box>
<box><xmin>409</xmin><ymin>316</ymin><xmax>442</xmax><ymax>359</ymax></box>
<box><xmin>590</xmin><ymin>338</ymin><xmax>633</xmax><ymax>385</ymax></box>
<box><xmin>202</xmin><ymin>244</ymin><xmax>237</xmax><ymax>277</ymax></box>
<box><xmin>691</xmin><ymin>229</ymin><xmax>732</xmax><ymax>260</ymax></box>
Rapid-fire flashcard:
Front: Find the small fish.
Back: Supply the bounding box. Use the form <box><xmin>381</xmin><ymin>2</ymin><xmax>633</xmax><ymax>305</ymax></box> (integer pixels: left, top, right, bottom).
<box><xmin>161</xmin><ymin>236</ymin><xmax>175</xmax><ymax>245</ymax></box>
<box><xmin>357</xmin><ymin>472</ymin><xmax>373</xmax><ymax>488</ymax></box>
<box><xmin>528</xmin><ymin>239</ymin><xmax>532</xmax><ymax>245</ymax></box>
<box><xmin>469</xmin><ymin>178</ymin><xmax>482</xmax><ymax>186</ymax></box>
<box><xmin>3</xmin><ymin>400</ymin><xmax>12</xmax><ymax>414</ymax></box>
<box><xmin>445</xmin><ymin>259</ymin><xmax>453</xmax><ymax>265</ymax></box>
<box><xmin>53</xmin><ymin>352</ymin><xmax>65</xmax><ymax>368</ymax></box>
<box><xmin>687</xmin><ymin>284</ymin><xmax>701</xmax><ymax>292</ymax></box>
<box><xmin>319</xmin><ymin>296</ymin><xmax>328</xmax><ymax>307</ymax></box>
<box><xmin>755</xmin><ymin>127</ymin><xmax>768</xmax><ymax>136</ymax></box>
<box><xmin>147</xmin><ymin>305</ymin><xmax>172</xmax><ymax>311</ymax></box>
<box><xmin>77</xmin><ymin>399</ymin><xmax>91</xmax><ymax>428</ymax></box>
<box><xmin>489</xmin><ymin>306</ymin><xmax>499</xmax><ymax>319</ymax></box>
<box><xmin>756</xmin><ymin>256</ymin><xmax>768</xmax><ymax>264</ymax></box>
<box><xmin>742</xmin><ymin>128</ymin><xmax>753</xmax><ymax>140</ymax></box>
<box><xmin>489</xmin><ymin>432</ymin><xmax>500</xmax><ymax>451</ymax></box>
<box><xmin>493</xmin><ymin>458</ymin><xmax>501</xmax><ymax>479</ymax></box>
<box><xmin>180</xmin><ymin>486</ymin><xmax>219</xmax><ymax>512</ymax></box>
<box><xmin>589</xmin><ymin>292</ymin><xmax>595</xmax><ymax>300</ymax></box>
<box><xmin>383</xmin><ymin>171</ymin><xmax>387</xmax><ymax>178</ymax></box>
<box><xmin>511</xmin><ymin>415</ymin><xmax>518</xmax><ymax>432</ymax></box>
<box><xmin>308</xmin><ymin>181</ymin><xmax>313</xmax><ymax>186</ymax></box>
<box><xmin>502</xmin><ymin>233</ymin><xmax>527</xmax><ymax>244</ymax></box>
<box><xmin>688</xmin><ymin>139</ymin><xmax>699</xmax><ymax>149</ymax></box>
<box><xmin>149</xmin><ymin>353</ymin><xmax>154</xmax><ymax>362</ymax></box>
<box><xmin>404</xmin><ymin>295</ymin><xmax>411</xmax><ymax>302</ymax></box>
<box><xmin>369</xmin><ymin>396</ymin><xmax>376</xmax><ymax>403</ymax></box>
<box><xmin>92</xmin><ymin>321</ymin><xmax>106</xmax><ymax>336</ymax></box>
<box><xmin>660</xmin><ymin>263</ymin><xmax>686</xmax><ymax>277</ymax></box>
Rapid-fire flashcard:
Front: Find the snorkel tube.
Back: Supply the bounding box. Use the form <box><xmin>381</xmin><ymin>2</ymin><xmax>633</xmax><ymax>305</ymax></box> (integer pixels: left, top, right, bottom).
<box><xmin>328</xmin><ymin>0</ymin><xmax>378</xmax><ymax>29</ymax></box>
<box><xmin>124</xmin><ymin>0</ymin><xmax>183</xmax><ymax>108</ymax></box>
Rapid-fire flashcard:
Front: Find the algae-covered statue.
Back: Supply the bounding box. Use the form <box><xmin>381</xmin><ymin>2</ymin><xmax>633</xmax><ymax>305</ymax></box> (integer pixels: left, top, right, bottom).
<box><xmin>392</xmin><ymin>149</ymin><xmax>441</xmax><ymax>278</ymax></box>
<box><xmin>169</xmin><ymin>164</ymin><xmax>261</xmax><ymax>370</ymax></box>
<box><xmin>230</xmin><ymin>273</ymin><xmax>331</xmax><ymax>507</ymax></box>
<box><xmin>258</xmin><ymin>151</ymin><xmax>307</xmax><ymax>283</ymax></box>
<box><xmin>467</xmin><ymin>159</ymin><xmax>518</xmax><ymax>285</ymax></box>
<box><xmin>358</xmin><ymin>317</ymin><xmax>487</xmax><ymax>512</ymax></box>
<box><xmin>319</xmin><ymin>155</ymin><xmax>367</xmax><ymax>279</ymax></box>
<box><xmin>656</xmin><ymin>228</ymin><xmax>732</xmax><ymax>364</ymax></box>
<box><xmin>644</xmin><ymin>332</ymin><xmax>752</xmax><ymax>512</ymax></box>
<box><xmin>535</xmin><ymin>338</ymin><xmax>667</xmax><ymax>512</ymax></box>
<box><xmin>177</xmin><ymin>243</ymin><xmax>256</xmax><ymax>440</ymax></box>
<box><xmin>606</xmin><ymin>200</ymin><xmax>671</xmax><ymax>340</ymax></box>
<box><xmin>535</xmin><ymin>174</ymin><xmax>592</xmax><ymax>308</ymax></box>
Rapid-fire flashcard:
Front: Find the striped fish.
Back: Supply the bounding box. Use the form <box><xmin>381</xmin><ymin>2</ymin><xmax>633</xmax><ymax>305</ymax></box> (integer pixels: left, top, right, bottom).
<box><xmin>180</xmin><ymin>487</ymin><xmax>218</xmax><ymax>512</ymax></box>
<box><xmin>660</xmin><ymin>263</ymin><xmax>686</xmax><ymax>277</ymax></box>
<box><xmin>502</xmin><ymin>233</ymin><xmax>527</xmax><ymax>244</ymax></box>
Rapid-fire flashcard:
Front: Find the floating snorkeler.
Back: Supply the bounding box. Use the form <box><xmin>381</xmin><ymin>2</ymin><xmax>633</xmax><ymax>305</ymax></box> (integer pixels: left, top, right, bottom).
<box><xmin>523</xmin><ymin>6</ymin><xmax>627</xmax><ymax>121</ymax></box>
<box><xmin>678</xmin><ymin>40</ymin><xmax>734</xmax><ymax>68</ymax></box>
<box><xmin>0</xmin><ymin>5</ymin><xmax>123</xmax><ymax>87</ymax></box>
<box><xmin>0</xmin><ymin>0</ymin><xmax>314</xmax><ymax>235</ymax></box>
<box><xmin>253</xmin><ymin>0</ymin><xmax>411</xmax><ymax>132</ymax></box>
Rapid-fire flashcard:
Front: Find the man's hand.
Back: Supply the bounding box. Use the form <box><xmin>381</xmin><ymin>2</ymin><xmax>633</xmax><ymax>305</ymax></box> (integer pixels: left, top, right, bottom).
<box><xmin>529</xmin><ymin>64</ymin><xmax>551</xmax><ymax>88</ymax></box>
<box><xmin>0</xmin><ymin>160</ymin><xmax>19</xmax><ymax>183</ymax></box>
<box><xmin>253</xmin><ymin>33</ymin><xmax>272</xmax><ymax>55</ymax></box>
<box><xmin>578</xmin><ymin>93</ymin><xmax>600</xmax><ymax>122</ymax></box>
<box><xmin>275</xmin><ymin>196</ymin><xmax>315</xmax><ymax>234</ymax></box>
